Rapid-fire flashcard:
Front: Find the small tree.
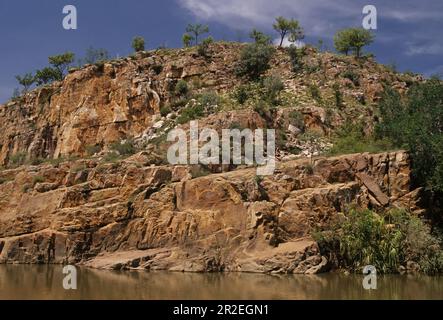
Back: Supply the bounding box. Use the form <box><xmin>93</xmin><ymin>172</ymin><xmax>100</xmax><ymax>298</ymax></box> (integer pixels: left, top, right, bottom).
<box><xmin>273</xmin><ymin>17</ymin><xmax>304</xmax><ymax>47</ymax></box>
<box><xmin>48</xmin><ymin>52</ymin><xmax>75</xmax><ymax>80</ymax></box>
<box><xmin>235</xmin><ymin>43</ymin><xmax>275</xmax><ymax>80</ymax></box>
<box><xmin>334</xmin><ymin>28</ymin><xmax>374</xmax><ymax>57</ymax></box>
<box><xmin>132</xmin><ymin>36</ymin><xmax>145</xmax><ymax>52</ymax></box>
<box><xmin>334</xmin><ymin>29</ymin><xmax>352</xmax><ymax>55</ymax></box>
<box><xmin>15</xmin><ymin>73</ymin><xmax>35</xmax><ymax>92</ymax></box>
<box><xmin>249</xmin><ymin>29</ymin><xmax>271</xmax><ymax>45</ymax></box>
<box><xmin>198</xmin><ymin>36</ymin><xmax>214</xmax><ymax>57</ymax></box>
<box><xmin>182</xmin><ymin>33</ymin><xmax>193</xmax><ymax>47</ymax></box>
<box><xmin>35</xmin><ymin>67</ymin><xmax>60</xmax><ymax>85</ymax></box>
<box><xmin>185</xmin><ymin>24</ymin><xmax>209</xmax><ymax>45</ymax></box>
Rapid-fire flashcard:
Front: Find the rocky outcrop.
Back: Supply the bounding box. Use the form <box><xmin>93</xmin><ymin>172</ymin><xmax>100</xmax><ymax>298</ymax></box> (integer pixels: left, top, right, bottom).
<box><xmin>0</xmin><ymin>43</ymin><xmax>420</xmax><ymax>165</ymax></box>
<box><xmin>0</xmin><ymin>151</ymin><xmax>420</xmax><ymax>273</ymax></box>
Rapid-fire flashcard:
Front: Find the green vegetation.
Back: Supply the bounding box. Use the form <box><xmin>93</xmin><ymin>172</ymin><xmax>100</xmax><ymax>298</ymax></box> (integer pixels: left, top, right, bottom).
<box><xmin>175</xmin><ymin>80</ymin><xmax>190</xmax><ymax>97</ymax></box>
<box><xmin>233</xmin><ymin>85</ymin><xmax>249</xmax><ymax>105</ymax></box>
<box><xmin>197</xmin><ymin>36</ymin><xmax>214</xmax><ymax>57</ymax></box>
<box><xmin>249</xmin><ymin>29</ymin><xmax>271</xmax><ymax>45</ymax></box>
<box><xmin>315</xmin><ymin>208</ymin><xmax>443</xmax><ymax>274</ymax></box>
<box><xmin>182</xmin><ymin>33</ymin><xmax>193</xmax><ymax>48</ymax></box>
<box><xmin>332</xmin><ymin>83</ymin><xmax>343</xmax><ymax>108</ymax></box>
<box><xmin>15</xmin><ymin>73</ymin><xmax>35</xmax><ymax>93</ymax></box>
<box><xmin>132</xmin><ymin>36</ymin><xmax>145</xmax><ymax>52</ymax></box>
<box><xmin>262</xmin><ymin>75</ymin><xmax>284</xmax><ymax>105</ymax></box>
<box><xmin>48</xmin><ymin>52</ymin><xmax>75</xmax><ymax>79</ymax></box>
<box><xmin>328</xmin><ymin>122</ymin><xmax>393</xmax><ymax>156</ymax></box>
<box><xmin>160</xmin><ymin>104</ymin><xmax>172</xmax><ymax>117</ymax></box>
<box><xmin>273</xmin><ymin>16</ymin><xmax>304</xmax><ymax>47</ymax></box>
<box><xmin>35</xmin><ymin>67</ymin><xmax>60</xmax><ymax>85</ymax></box>
<box><xmin>32</xmin><ymin>175</ymin><xmax>45</xmax><ymax>186</ymax></box>
<box><xmin>287</xmin><ymin>45</ymin><xmax>305</xmax><ymax>72</ymax></box>
<box><xmin>185</xmin><ymin>24</ymin><xmax>209</xmax><ymax>46</ymax></box>
<box><xmin>376</xmin><ymin>80</ymin><xmax>443</xmax><ymax>193</ymax></box>
<box><xmin>308</xmin><ymin>83</ymin><xmax>322</xmax><ymax>103</ymax></box>
<box><xmin>342</xmin><ymin>69</ymin><xmax>360</xmax><ymax>86</ymax></box>
<box><xmin>334</xmin><ymin>28</ymin><xmax>375</xmax><ymax>57</ymax></box>
<box><xmin>197</xmin><ymin>91</ymin><xmax>220</xmax><ymax>108</ymax></box>
<box><xmin>177</xmin><ymin>102</ymin><xmax>205</xmax><ymax>124</ymax></box>
<box><xmin>235</xmin><ymin>43</ymin><xmax>275</xmax><ymax>80</ymax></box>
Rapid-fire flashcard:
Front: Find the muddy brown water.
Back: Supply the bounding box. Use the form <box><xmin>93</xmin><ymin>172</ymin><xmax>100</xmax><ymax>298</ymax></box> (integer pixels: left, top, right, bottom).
<box><xmin>0</xmin><ymin>265</ymin><xmax>442</xmax><ymax>300</ymax></box>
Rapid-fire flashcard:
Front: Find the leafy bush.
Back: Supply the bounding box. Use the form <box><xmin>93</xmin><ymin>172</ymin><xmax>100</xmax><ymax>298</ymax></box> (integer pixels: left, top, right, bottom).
<box><xmin>233</xmin><ymin>86</ymin><xmax>249</xmax><ymax>105</ymax></box>
<box><xmin>177</xmin><ymin>103</ymin><xmax>205</xmax><ymax>124</ymax></box>
<box><xmin>32</xmin><ymin>175</ymin><xmax>45</xmax><ymax>186</ymax></box>
<box><xmin>262</xmin><ymin>75</ymin><xmax>284</xmax><ymax>105</ymax></box>
<box><xmin>332</xmin><ymin>83</ymin><xmax>343</xmax><ymax>108</ymax></box>
<box><xmin>175</xmin><ymin>80</ymin><xmax>189</xmax><ymax>97</ymax></box>
<box><xmin>197</xmin><ymin>91</ymin><xmax>220</xmax><ymax>109</ymax></box>
<box><xmin>376</xmin><ymin>80</ymin><xmax>443</xmax><ymax>192</ymax></box>
<box><xmin>160</xmin><ymin>105</ymin><xmax>172</xmax><ymax>117</ymax></box>
<box><xmin>314</xmin><ymin>209</ymin><xmax>443</xmax><ymax>274</ymax></box>
<box><xmin>197</xmin><ymin>37</ymin><xmax>214</xmax><ymax>57</ymax></box>
<box><xmin>287</xmin><ymin>45</ymin><xmax>304</xmax><ymax>72</ymax></box>
<box><xmin>329</xmin><ymin>122</ymin><xmax>392</xmax><ymax>156</ymax></box>
<box><xmin>235</xmin><ymin>43</ymin><xmax>275</xmax><ymax>80</ymax></box>
<box><xmin>309</xmin><ymin>84</ymin><xmax>322</xmax><ymax>103</ymax></box>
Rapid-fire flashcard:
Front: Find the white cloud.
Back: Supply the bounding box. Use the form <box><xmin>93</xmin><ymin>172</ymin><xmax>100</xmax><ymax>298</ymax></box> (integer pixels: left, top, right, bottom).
<box><xmin>273</xmin><ymin>37</ymin><xmax>305</xmax><ymax>48</ymax></box>
<box><xmin>178</xmin><ymin>0</ymin><xmax>361</xmax><ymax>37</ymax></box>
<box><xmin>178</xmin><ymin>0</ymin><xmax>443</xmax><ymax>36</ymax></box>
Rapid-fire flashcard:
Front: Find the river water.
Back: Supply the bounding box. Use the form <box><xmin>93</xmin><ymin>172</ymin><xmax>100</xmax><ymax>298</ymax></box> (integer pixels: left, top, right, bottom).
<box><xmin>0</xmin><ymin>265</ymin><xmax>442</xmax><ymax>300</ymax></box>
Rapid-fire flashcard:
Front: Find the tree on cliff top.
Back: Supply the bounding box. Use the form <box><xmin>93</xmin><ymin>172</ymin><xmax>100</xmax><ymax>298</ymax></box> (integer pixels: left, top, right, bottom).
<box><xmin>334</xmin><ymin>28</ymin><xmax>374</xmax><ymax>57</ymax></box>
<box><xmin>249</xmin><ymin>29</ymin><xmax>272</xmax><ymax>45</ymax></box>
<box><xmin>132</xmin><ymin>36</ymin><xmax>145</xmax><ymax>52</ymax></box>
<box><xmin>185</xmin><ymin>24</ymin><xmax>209</xmax><ymax>46</ymax></box>
<box><xmin>48</xmin><ymin>52</ymin><xmax>75</xmax><ymax>80</ymax></box>
<box><xmin>15</xmin><ymin>73</ymin><xmax>35</xmax><ymax>93</ymax></box>
<box><xmin>273</xmin><ymin>17</ymin><xmax>304</xmax><ymax>47</ymax></box>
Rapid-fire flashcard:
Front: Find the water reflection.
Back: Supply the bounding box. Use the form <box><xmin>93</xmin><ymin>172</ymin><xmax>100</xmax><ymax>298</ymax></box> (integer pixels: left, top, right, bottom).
<box><xmin>0</xmin><ymin>265</ymin><xmax>442</xmax><ymax>300</ymax></box>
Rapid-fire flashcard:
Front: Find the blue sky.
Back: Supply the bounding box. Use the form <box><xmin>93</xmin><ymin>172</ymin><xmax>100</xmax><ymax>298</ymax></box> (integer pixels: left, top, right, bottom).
<box><xmin>1</xmin><ymin>0</ymin><xmax>442</xmax><ymax>103</ymax></box>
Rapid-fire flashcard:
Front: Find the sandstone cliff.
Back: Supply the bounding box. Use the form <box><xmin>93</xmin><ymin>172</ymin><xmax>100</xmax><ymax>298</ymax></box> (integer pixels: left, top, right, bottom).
<box><xmin>0</xmin><ymin>43</ymin><xmax>425</xmax><ymax>273</ymax></box>
<box><xmin>0</xmin><ymin>151</ymin><xmax>420</xmax><ymax>273</ymax></box>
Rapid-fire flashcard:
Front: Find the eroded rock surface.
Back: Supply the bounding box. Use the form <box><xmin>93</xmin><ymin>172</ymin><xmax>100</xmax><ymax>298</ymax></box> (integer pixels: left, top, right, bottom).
<box><xmin>0</xmin><ymin>151</ymin><xmax>420</xmax><ymax>273</ymax></box>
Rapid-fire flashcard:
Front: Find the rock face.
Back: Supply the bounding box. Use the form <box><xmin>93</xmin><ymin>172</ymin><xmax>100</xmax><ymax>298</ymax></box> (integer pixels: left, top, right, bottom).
<box><xmin>0</xmin><ymin>43</ymin><xmax>420</xmax><ymax>165</ymax></box>
<box><xmin>0</xmin><ymin>151</ymin><xmax>420</xmax><ymax>273</ymax></box>
<box><xmin>0</xmin><ymin>43</ymin><xmax>425</xmax><ymax>273</ymax></box>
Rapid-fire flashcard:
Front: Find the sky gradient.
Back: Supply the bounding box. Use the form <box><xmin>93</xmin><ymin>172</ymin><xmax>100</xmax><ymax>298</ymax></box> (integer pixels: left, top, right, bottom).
<box><xmin>1</xmin><ymin>0</ymin><xmax>442</xmax><ymax>103</ymax></box>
